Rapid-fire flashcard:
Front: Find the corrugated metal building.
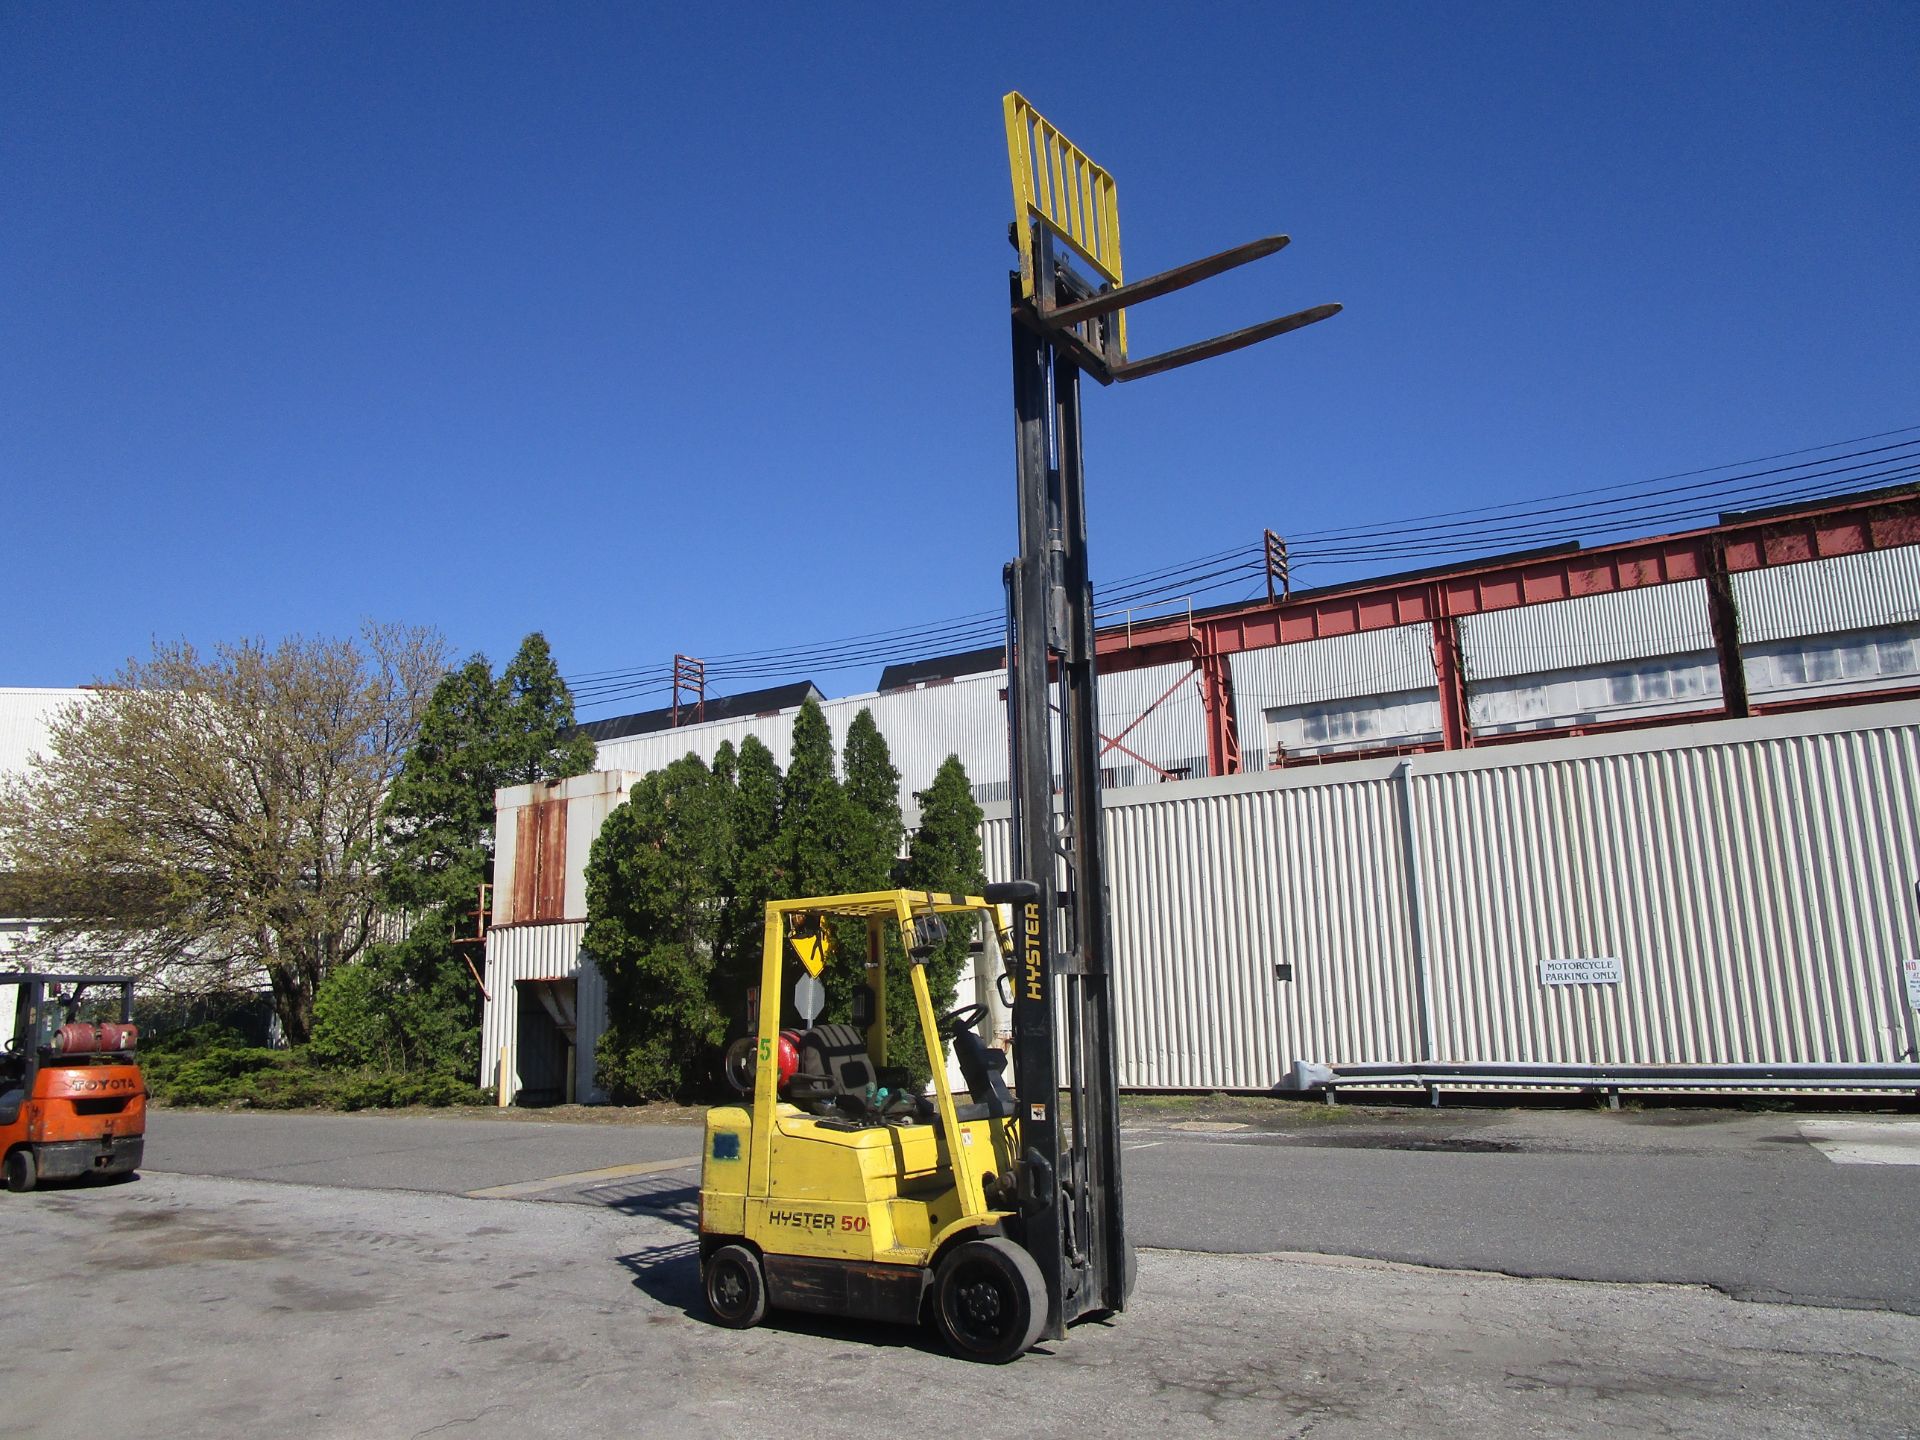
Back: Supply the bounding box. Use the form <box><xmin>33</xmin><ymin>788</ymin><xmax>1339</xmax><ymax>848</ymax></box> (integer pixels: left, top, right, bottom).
<box><xmin>485</xmin><ymin>697</ymin><xmax>1920</xmax><ymax>1100</ymax></box>
<box><xmin>0</xmin><ymin>688</ymin><xmax>89</xmax><ymax>779</ymax></box>
<box><xmin>482</xmin><ymin>771</ymin><xmax>646</xmax><ymax>1104</ymax></box>
<box><xmin>577</xmin><ymin>548</ymin><xmax>1920</xmax><ymax>796</ymax></box>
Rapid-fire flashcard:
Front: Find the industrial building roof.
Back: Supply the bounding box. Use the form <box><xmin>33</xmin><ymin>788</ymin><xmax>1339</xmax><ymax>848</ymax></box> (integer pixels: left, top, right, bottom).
<box><xmin>569</xmin><ymin>681</ymin><xmax>823</xmax><ymax>743</ymax></box>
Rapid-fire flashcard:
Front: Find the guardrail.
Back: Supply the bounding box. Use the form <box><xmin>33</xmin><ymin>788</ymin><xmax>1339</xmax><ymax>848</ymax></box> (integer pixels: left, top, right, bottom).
<box><xmin>1285</xmin><ymin>1060</ymin><xmax>1920</xmax><ymax>1106</ymax></box>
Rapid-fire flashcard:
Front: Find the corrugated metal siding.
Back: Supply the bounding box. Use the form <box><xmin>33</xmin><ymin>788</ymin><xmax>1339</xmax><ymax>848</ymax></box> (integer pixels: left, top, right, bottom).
<box><xmin>1733</xmin><ymin>546</ymin><xmax>1920</xmax><ymax>644</ymax></box>
<box><xmin>1460</xmin><ymin>582</ymin><xmax>1713</xmax><ymax>681</ymax></box>
<box><xmin>1468</xmin><ymin>656</ymin><xmax>1722</xmax><ymax>733</ymax></box>
<box><xmin>481</xmin><ymin>922</ymin><xmax>608</xmax><ymax>1103</ymax></box>
<box><xmin>1409</xmin><ymin>719</ymin><xmax>1920</xmax><ymax>1066</ymax></box>
<box><xmin>589</xmin><ymin>672</ymin><xmax>1011</xmax><ymax>801</ymax></box>
<box><xmin>1091</xmin><ymin>660</ymin><xmax>1208</xmax><ymax>784</ymax></box>
<box><xmin>588</xmin><ymin>663</ymin><xmax>1203</xmax><ymax>799</ymax></box>
<box><xmin>0</xmin><ymin>688</ymin><xmax>89</xmax><ymax>778</ymax></box>
<box><xmin>981</xmin><ymin>763</ymin><xmax>1422</xmax><ymax>1089</ymax></box>
<box><xmin>1229</xmin><ymin>626</ymin><xmax>1436</xmax><ymax>768</ymax></box>
<box><xmin>982</xmin><ymin>701</ymin><xmax>1920</xmax><ymax>1088</ymax></box>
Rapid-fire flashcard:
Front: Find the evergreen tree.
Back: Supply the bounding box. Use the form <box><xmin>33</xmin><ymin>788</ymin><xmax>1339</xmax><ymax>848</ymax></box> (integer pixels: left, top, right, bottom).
<box><xmin>901</xmin><ymin>755</ymin><xmax>989</xmax><ymax>1077</ymax></box>
<box><xmin>776</xmin><ymin>698</ymin><xmax>867</xmax><ymax>1020</ymax></box>
<box><xmin>587</xmin><ymin>756</ymin><xmax>732</xmax><ymax>1100</ymax></box>
<box><xmin>316</xmin><ymin>634</ymin><xmax>593</xmax><ymax>1076</ymax></box>
<box><xmin>841</xmin><ymin>709</ymin><xmax>903</xmax><ymax>887</ymax></box>
<box><xmin>778</xmin><ymin>698</ymin><xmax>849</xmax><ymax>897</ymax></box>
<box><xmin>712</xmin><ymin>735</ymin><xmax>783</xmax><ymax>1035</ymax></box>
<box><xmin>497</xmin><ymin>632</ymin><xmax>597</xmax><ymax>783</ymax></box>
<box><xmin>840</xmin><ymin>711</ymin><xmax>922</xmax><ymax>1068</ymax></box>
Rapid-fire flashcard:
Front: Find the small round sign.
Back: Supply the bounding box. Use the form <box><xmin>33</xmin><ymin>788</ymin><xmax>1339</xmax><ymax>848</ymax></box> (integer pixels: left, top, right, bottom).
<box><xmin>794</xmin><ymin>974</ymin><xmax>825</xmax><ymax>1025</ymax></box>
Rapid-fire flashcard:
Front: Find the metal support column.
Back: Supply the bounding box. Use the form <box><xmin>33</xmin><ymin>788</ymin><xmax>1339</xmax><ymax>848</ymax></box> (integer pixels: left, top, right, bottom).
<box><xmin>1705</xmin><ymin>540</ymin><xmax>1751</xmax><ymax>719</ymax></box>
<box><xmin>1429</xmin><ymin>596</ymin><xmax>1471</xmax><ymax>750</ymax></box>
<box><xmin>1198</xmin><ymin>644</ymin><xmax>1241</xmax><ymax>777</ymax></box>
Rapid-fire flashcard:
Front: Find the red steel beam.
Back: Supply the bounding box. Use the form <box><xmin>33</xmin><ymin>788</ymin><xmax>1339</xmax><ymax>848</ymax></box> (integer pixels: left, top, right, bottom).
<box><xmin>1095</xmin><ymin>491</ymin><xmax>1920</xmax><ymax>675</ymax></box>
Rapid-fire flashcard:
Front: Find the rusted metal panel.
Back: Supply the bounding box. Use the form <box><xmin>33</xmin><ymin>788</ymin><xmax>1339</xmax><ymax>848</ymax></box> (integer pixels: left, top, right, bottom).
<box><xmin>510</xmin><ymin>798</ymin><xmax>567</xmax><ymax>925</ymax></box>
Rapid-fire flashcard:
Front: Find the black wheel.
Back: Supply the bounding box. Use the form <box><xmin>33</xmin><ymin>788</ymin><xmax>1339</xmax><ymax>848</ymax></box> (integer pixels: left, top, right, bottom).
<box><xmin>933</xmin><ymin>1237</ymin><xmax>1046</xmax><ymax>1363</ymax></box>
<box><xmin>703</xmin><ymin>1243</ymin><xmax>766</xmax><ymax>1329</ymax></box>
<box><xmin>4</xmin><ymin>1148</ymin><xmax>36</xmax><ymax>1194</ymax></box>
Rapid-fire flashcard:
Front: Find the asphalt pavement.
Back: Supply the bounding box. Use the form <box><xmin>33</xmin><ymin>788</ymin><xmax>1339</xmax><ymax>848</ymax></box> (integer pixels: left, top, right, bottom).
<box><xmin>143</xmin><ymin>1102</ymin><xmax>1920</xmax><ymax>1313</ymax></box>
<box><xmin>6</xmin><ymin>1170</ymin><xmax>1915</xmax><ymax>1439</ymax></box>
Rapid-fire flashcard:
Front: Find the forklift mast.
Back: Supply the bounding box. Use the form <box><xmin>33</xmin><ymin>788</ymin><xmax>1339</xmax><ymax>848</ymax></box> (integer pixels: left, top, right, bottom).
<box><xmin>997</xmin><ymin>93</ymin><xmax>1340</xmax><ymax>1341</ymax></box>
<box><xmin>1002</xmin><ymin>297</ymin><xmax>1129</xmax><ymax>1339</ymax></box>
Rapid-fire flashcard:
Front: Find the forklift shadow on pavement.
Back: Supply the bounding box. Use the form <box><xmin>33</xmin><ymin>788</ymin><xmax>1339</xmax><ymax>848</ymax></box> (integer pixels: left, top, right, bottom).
<box><xmin>591</xmin><ymin>1174</ymin><xmax>700</xmax><ymax>1227</ymax></box>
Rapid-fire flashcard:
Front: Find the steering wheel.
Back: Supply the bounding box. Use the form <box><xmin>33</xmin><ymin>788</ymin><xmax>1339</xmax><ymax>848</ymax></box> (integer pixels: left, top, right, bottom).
<box><xmin>937</xmin><ymin>1003</ymin><xmax>987</xmax><ymax>1038</ymax></box>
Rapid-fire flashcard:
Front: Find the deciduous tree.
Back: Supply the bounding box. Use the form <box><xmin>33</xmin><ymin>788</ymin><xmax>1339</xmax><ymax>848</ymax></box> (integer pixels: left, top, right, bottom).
<box><xmin>0</xmin><ymin>625</ymin><xmax>448</xmax><ymax>1043</ymax></box>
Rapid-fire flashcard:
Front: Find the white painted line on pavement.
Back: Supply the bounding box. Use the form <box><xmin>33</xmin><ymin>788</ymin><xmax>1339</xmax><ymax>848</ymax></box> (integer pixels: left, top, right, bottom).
<box><xmin>466</xmin><ymin>1155</ymin><xmax>698</xmax><ymax>1199</ymax></box>
<box><xmin>1124</xmin><ymin>1141</ymin><xmax>1164</xmax><ymax>1152</ymax></box>
<box><xmin>1799</xmin><ymin>1119</ymin><xmax>1920</xmax><ymax>1167</ymax></box>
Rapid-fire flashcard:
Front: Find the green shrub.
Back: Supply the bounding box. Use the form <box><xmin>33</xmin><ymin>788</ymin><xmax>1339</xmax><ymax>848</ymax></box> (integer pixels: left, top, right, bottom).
<box><xmin>142</xmin><ymin>1031</ymin><xmax>490</xmax><ymax>1110</ymax></box>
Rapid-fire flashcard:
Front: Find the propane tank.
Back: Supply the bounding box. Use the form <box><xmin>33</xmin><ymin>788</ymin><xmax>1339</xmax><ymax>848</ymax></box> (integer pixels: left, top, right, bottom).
<box><xmin>50</xmin><ymin>1022</ymin><xmax>138</xmax><ymax>1055</ymax></box>
<box><xmin>776</xmin><ymin>1029</ymin><xmax>801</xmax><ymax>1090</ymax></box>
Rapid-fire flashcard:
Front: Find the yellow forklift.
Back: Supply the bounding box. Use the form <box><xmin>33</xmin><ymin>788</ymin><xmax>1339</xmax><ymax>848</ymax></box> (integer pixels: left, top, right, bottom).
<box><xmin>700</xmin><ymin>887</ymin><xmax>1057</xmax><ymax>1362</ymax></box>
<box><xmin>698</xmin><ymin>93</ymin><xmax>1335</xmax><ymax>1360</ymax></box>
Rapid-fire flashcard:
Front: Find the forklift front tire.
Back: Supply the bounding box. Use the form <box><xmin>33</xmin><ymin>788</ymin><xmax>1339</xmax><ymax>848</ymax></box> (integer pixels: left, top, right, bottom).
<box><xmin>4</xmin><ymin>1148</ymin><xmax>36</xmax><ymax>1194</ymax></box>
<box><xmin>933</xmin><ymin>1237</ymin><xmax>1047</xmax><ymax>1363</ymax></box>
<box><xmin>703</xmin><ymin>1244</ymin><xmax>767</xmax><ymax>1329</ymax></box>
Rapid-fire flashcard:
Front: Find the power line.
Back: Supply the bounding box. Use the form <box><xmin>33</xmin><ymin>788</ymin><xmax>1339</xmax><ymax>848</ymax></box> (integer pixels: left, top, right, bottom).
<box><xmin>565</xmin><ymin>423</ymin><xmax>1920</xmax><ymax>714</ymax></box>
<box><xmin>1287</xmin><ymin>424</ymin><xmax>1920</xmax><ymax>541</ymax></box>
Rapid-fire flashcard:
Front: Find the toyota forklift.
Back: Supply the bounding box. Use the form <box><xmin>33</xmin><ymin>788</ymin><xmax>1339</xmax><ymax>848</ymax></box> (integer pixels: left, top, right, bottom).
<box><xmin>696</xmin><ymin>93</ymin><xmax>1336</xmax><ymax>1359</ymax></box>
<box><xmin>1</xmin><ymin>972</ymin><xmax>147</xmax><ymax>1191</ymax></box>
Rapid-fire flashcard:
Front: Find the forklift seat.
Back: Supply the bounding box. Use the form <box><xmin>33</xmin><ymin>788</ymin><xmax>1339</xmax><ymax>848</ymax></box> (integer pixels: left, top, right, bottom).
<box><xmin>951</xmin><ymin>1029</ymin><xmax>1015</xmax><ymax>1120</ymax></box>
<box><xmin>791</xmin><ymin>1024</ymin><xmax>877</xmax><ymax>1117</ymax></box>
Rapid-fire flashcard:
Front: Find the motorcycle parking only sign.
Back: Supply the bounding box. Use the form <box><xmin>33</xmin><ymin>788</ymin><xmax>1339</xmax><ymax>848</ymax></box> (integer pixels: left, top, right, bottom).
<box><xmin>1539</xmin><ymin>956</ymin><xmax>1624</xmax><ymax>986</ymax></box>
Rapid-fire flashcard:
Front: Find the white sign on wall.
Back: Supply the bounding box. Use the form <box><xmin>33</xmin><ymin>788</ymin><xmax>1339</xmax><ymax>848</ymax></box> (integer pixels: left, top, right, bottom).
<box><xmin>1903</xmin><ymin>958</ymin><xmax>1920</xmax><ymax>1011</ymax></box>
<box><xmin>1540</xmin><ymin>956</ymin><xmax>1624</xmax><ymax>987</ymax></box>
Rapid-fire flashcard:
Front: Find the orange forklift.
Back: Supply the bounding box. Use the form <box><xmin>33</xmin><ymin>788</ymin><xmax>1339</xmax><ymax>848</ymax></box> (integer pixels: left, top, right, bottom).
<box><xmin>1</xmin><ymin>972</ymin><xmax>146</xmax><ymax>1192</ymax></box>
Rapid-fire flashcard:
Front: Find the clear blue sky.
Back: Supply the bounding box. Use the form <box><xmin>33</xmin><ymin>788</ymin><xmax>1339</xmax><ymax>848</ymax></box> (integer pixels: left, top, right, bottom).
<box><xmin>5</xmin><ymin>2</ymin><xmax>1916</xmax><ymax>712</ymax></box>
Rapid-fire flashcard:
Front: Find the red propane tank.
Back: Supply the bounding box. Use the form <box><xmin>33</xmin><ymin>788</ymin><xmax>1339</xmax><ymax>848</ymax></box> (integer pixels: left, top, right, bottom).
<box><xmin>51</xmin><ymin>1022</ymin><xmax>138</xmax><ymax>1055</ymax></box>
<box><xmin>776</xmin><ymin>1030</ymin><xmax>801</xmax><ymax>1090</ymax></box>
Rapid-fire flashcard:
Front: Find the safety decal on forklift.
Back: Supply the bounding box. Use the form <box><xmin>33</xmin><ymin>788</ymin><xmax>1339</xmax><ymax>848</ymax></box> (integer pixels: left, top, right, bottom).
<box><xmin>711</xmin><ymin>1132</ymin><xmax>741</xmax><ymax>1161</ymax></box>
<box><xmin>1029</xmin><ymin>1104</ymin><xmax>1046</xmax><ymax>1123</ymax></box>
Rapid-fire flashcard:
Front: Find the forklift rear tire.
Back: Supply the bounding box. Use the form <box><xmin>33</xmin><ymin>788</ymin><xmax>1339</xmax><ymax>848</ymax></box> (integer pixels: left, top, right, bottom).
<box><xmin>703</xmin><ymin>1244</ymin><xmax>766</xmax><ymax>1329</ymax></box>
<box><xmin>3</xmin><ymin>1148</ymin><xmax>35</xmax><ymax>1194</ymax></box>
<box><xmin>933</xmin><ymin>1237</ymin><xmax>1046</xmax><ymax>1363</ymax></box>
